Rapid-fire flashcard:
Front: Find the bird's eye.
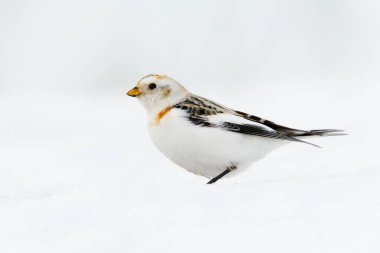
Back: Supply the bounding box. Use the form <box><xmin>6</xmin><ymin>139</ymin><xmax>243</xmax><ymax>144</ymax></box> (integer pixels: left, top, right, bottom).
<box><xmin>148</xmin><ymin>83</ymin><xmax>157</xmax><ymax>90</ymax></box>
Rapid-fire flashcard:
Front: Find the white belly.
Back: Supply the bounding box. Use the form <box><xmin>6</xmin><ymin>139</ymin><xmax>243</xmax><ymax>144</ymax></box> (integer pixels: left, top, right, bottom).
<box><xmin>148</xmin><ymin>110</ymin><xmax>286</xmax><ymax>179</ymax></box>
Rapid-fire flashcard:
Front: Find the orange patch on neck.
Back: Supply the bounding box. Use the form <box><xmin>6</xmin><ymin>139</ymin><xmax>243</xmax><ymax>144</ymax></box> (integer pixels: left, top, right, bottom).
<box><xmin>155</xmin><ymin>106</ymin><xmax>172</xmax><ymax>126</ymax></box>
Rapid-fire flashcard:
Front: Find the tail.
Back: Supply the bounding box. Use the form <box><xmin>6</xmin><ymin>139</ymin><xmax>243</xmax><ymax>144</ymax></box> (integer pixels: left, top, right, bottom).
<box><xmin>232</xmin><ymin>110</ymin><xmax>346</xmax><ymax>144</ymax></box>
<box><xmin>257</xmin><ymin>121</ymin><xmax>346</xmax><ymax>137</ymax></box>
<box><xmin>291</xmin><ymin>129</ymin><xmax>347</xmax><ymax>137</ymax></box>
<box><xmin>285</xmin><ymin>129</ymin><xmax>346</xmax><ymax>148</ymax></box>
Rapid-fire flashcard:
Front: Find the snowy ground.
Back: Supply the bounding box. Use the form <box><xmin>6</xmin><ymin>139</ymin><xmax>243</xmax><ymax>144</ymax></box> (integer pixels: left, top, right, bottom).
<box><xmin>0</xmin><ymin>83</ymin><xmax>379</xmax><ymax>253</ymax></box>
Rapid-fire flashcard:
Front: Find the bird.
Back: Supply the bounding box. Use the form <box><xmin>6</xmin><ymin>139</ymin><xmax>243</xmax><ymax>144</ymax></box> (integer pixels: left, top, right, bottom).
<box><xmin>127</xmin><ymin>74</ymin><xmax>344</xmax><ymax>184</ymax></box>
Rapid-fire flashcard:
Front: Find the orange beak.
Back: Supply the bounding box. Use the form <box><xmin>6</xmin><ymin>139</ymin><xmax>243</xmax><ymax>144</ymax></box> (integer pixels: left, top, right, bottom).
<box><xmin>127</xmin><ymin>87</ymin><xmax>141</xmax><ymax>97</ymax></box>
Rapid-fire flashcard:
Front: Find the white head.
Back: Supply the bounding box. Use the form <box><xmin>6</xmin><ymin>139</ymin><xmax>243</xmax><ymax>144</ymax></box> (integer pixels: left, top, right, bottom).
<box><xmin>127</xmin><ymin>74</ymin><xmax>190</xmax><ymax>115</ymax></box>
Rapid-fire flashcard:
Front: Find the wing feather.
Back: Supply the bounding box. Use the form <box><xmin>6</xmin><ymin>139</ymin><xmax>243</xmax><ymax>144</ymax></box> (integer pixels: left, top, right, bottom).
<box><xmin>174</xmin><ymin>95</ymin><xmax>320</xmax><ymax>147</ymax></box>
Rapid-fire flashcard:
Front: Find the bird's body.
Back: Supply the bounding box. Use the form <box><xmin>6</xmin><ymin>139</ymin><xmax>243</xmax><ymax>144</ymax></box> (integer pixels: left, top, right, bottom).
<box><xmin>148</xmin><ymin>96</ymin><xmax>286</xmax><ymax>179</ymax></box>
<box><xmin>127</xmin><ymin>74</ymin><xmax>344</xmax><ymax>184</ymax></box>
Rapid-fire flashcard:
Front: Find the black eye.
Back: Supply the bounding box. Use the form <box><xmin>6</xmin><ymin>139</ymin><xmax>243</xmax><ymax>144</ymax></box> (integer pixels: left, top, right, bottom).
<box><xmin>148</xmin><ymin>83</ymin><xmax>157</xmax><ymax>90</ymax></box>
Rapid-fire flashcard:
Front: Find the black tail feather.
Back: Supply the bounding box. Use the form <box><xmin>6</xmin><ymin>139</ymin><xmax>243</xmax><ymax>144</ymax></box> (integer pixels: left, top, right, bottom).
<box><xmin>234</xmin><ymin>111</ymin><xmax>346</xmax><ymax>138</ymax></box>
<box><xmin>286</xmin><ymin>129</ymin><xmax>346</xmax><ymax>148</ymax></box>
<box><xmin>294</xmin><ymin>129</ymin><xmax>346</xmax><ymax>137</ymax></box>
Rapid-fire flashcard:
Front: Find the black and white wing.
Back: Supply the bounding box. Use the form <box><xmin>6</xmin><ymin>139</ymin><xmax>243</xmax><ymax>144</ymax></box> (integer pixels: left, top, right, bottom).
<box><xmin>173</xmin><ymin>96</ymin><xmax>312</xmax><ymax>147</ymax></box>
<box><xmin>174</xmin><ymin>95</ymin><xmax>344</xmax><ymax>147</ymax></box>
<box><xmin>232</xmin><ymin>110</ymin><xmax>345</xmax><ymax>138</ymax></box>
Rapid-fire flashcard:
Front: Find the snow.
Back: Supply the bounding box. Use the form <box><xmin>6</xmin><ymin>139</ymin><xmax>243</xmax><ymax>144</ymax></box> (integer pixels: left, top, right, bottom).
<box><xmin>1</xmin><ymin>84</ymin><xmax>379</xmax><ymax>253</ymax></box>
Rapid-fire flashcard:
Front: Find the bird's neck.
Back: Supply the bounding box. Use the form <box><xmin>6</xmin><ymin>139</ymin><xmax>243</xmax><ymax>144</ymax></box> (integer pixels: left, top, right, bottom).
<box><xmin>141</xmin><ymin>93</ymin><xmax>190</xmax><ymax>121</ymax></box>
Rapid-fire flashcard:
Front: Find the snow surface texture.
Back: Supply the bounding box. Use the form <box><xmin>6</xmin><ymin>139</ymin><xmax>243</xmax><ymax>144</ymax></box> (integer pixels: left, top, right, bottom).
<box><xmin>1</xmin><ymin>0</ymin><xmax>380</xmax><ymax>252</ymax></box>
<box><xmin>1</xmin><ymin>84</ymin><xmax>379</xmax><ymax>253</ymax></box>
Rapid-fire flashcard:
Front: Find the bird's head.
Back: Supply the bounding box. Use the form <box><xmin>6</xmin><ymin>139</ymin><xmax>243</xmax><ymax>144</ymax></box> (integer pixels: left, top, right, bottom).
<box><xmin>127</xmin><ymin>74</ymin><xmax>189</xmax><ymax>114</ymax></box>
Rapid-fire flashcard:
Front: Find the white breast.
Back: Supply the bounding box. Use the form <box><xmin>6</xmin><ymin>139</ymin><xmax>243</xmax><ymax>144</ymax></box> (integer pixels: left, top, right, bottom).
<box><xmin>148</xmin><ymin>109</ymin><xmax>287</xmax><ymax>179</ymax></box>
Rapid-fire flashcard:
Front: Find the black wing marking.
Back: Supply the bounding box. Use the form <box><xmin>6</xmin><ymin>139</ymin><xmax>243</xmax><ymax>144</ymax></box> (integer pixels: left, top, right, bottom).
<box><xmin>178</xmin><ymin>96</ymin><xmax>300</xmax><ymax>135</ymax></box>
<box><xmin>233</xmin><ymin>110</ymin><xmax>306</xmax><ymax>135</ymax></box>
<box><xmin>221</xmin><ymin>122</ymin><xmax>320</xmax><ymax>147</ymax></box>
<box><xmin>187</xmin><ymin>115</ymin><xmax>215</xmax><ymax>127</ymax></box>
<box><xmin>174</xmin><ymin>95</ymin><xmax>340</xmax><ymax>146</ymax></box>
<box><xmin>173</xmin><ymin>99</ymin><xmax>319</xmax><ymax>147</ymax></box>
<box><xmin>173</xmin><ymin>96</ymin><xmax>226</xmax><ymax>117</ymax></box>
<box><xmin>234</xmin><ymin>110</ymin><xmax>344</xmax><ymax>137</ymax></box>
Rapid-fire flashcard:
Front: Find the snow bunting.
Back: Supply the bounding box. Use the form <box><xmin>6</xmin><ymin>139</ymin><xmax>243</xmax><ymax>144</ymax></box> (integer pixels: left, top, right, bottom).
<box><xmin>127</xmin><ymin>74</ymin><xmax>344</xmax><ymax>184</ymax></box>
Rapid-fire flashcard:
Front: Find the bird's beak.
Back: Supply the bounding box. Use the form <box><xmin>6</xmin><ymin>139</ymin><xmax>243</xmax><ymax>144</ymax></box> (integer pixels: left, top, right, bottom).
<box><xmin>127</xmin><ymin>87</ymin><xmax>141</xmax><ymax>97</ymax></box>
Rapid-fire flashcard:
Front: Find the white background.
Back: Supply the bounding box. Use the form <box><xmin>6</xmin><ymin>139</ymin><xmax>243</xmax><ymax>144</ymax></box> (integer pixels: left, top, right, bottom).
<box><xmin>1</xmin><ymin>1</ymin><xmax>379</xmax><ymax>252</ymax></box>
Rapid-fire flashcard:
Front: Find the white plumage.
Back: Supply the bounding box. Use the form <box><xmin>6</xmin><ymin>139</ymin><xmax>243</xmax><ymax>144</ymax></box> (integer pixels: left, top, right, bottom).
<box><xmin>127</xmin><ymin>74</ymin><xmax>344</xmax><ymax>184</ymax></box>
<box><xmin>149</xmin><ymin>108</ymin><xmax>285</xmax><ymax>179</ymax></box>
